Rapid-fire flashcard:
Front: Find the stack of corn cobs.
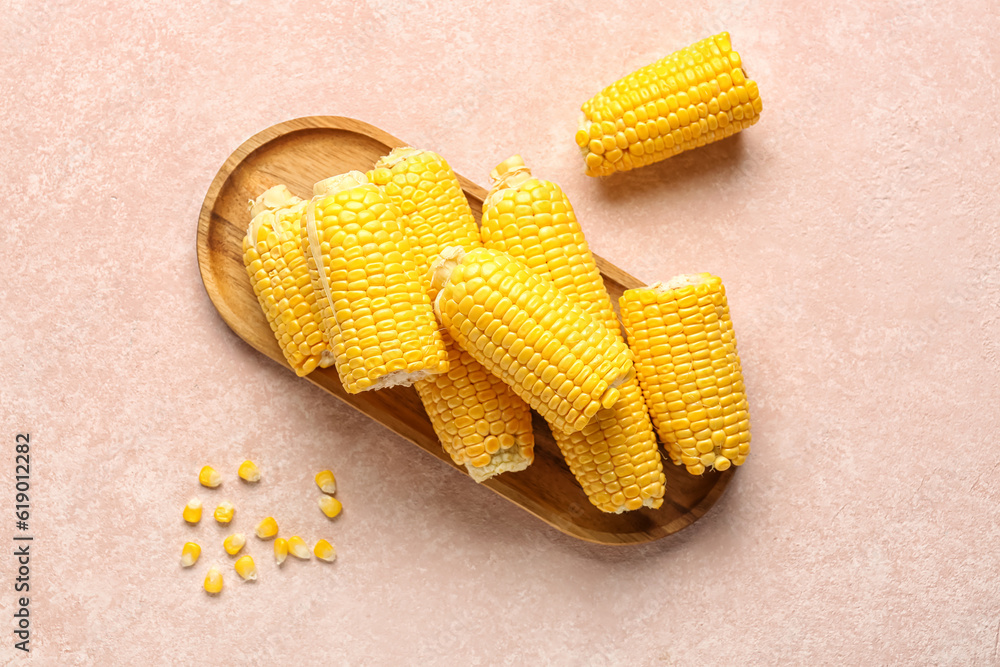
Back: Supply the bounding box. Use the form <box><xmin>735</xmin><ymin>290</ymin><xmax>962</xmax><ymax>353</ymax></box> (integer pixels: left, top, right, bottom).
<box><xmin>242</xmin><ymin>33</ymin><xmax>758</xmax><ymax>514</ymax></box>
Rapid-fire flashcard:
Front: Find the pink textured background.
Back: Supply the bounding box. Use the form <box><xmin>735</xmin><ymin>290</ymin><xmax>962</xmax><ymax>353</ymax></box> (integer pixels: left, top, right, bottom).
<box><xmin>3</xmin><ymin>0</ymin><xmax>999</xmax><ymax>663</ymax></box>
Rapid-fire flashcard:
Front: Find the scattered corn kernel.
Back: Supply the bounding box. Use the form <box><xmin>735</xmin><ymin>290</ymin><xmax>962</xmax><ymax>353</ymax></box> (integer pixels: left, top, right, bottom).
<box><xmin>180</xmin><ymin>542</ymin><xmax>201</xmax><ymax>567</ymax></box>
<box><xmin>238</xmin><ymin>460</ymin><xmax>261</xmax><ymax>482</ymax></box>
<box><xmin>314</xmin><ymin>539</ymin><xmax>337</xmax><ymax>562</ymax></box>
<box><xmin>198</xmin><ymin>465</ymin><xmax>222</xmax><ymax>488</ymax></box>
<box><xmin>274</xmin><ymin>537</ymin><xmax>289</xmax><ymax>565</ymax></box>
<box><xmin>182</xmin><ymin>497</ymin><xmax>202</xmax><ymax>524</ymax></box>
<box><xmin>214</xmin><ymin>501</ymin><xmax>235</xmax><ymax>524</ymax></box>
<box><xmin>287</xmin><ymin>536</ymin><xmax>310</xmax><ymax>560</ymax></box>
<box><xmin>204</xmin><ymin>564</ymin><xmax>223</xmax><ymax>594</ymax></box>
<box><xmin>223</xmin><ymin>533</ymin><xmax>246</xmax><ymax>556</ymax></box>
<box><xmin>255</xmin><ymin>516</ymin><xmax>279</xmax><ymax>539</ymax></box>
<box><xmin>234</xmin><ymin>555</ymin><xmax>257</xmax><ymax>581</ymax></box>
<box><xmin>315</xmin><ymin>470</ymin><xmax>337</xmax><ymax>494</ymax></box>
<box><xmin>318</xmin><ymin>495</ymin><xmax>343</xmax><ymax>519</ymax></box>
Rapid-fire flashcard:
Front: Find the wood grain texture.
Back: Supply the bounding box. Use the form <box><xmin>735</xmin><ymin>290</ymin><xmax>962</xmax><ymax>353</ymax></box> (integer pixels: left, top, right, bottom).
<box><xmin>196</xmin><ymin>116</ymin><xmax>733</xmax><ymax>544</ymax></box>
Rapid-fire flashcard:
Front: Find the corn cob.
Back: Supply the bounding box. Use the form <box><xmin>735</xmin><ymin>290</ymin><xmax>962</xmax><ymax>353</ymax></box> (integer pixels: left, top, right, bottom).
<box><xmin>430</xmin><ymin>246</ymin><xmax>633</xmax><ymax>434</ymax></box>
<box><xmin>243</xmin><ymin>185</ymin><xmax>332</xmax><ymax>375</ymax></box>
<box><xmin>481</xmin><ymin>156</ymin><xmax>665</xmax><ymax>512</ymax></box>
<box><xmin>576</xmin><ymin>32</ymin><xmax>762</xmax><ymax>176</ymax></box>
<box><xmin>369</xmin><ymin>148</ymin><xmax>534</xmax><ymax>481</ymax></box>
<box><xmin>620</xmin><ymin>274</ymin><xmax>750</xmax><ymax>474</ymax></box>
<box><xmin>302</xmin><ymin>172</ymin><xmax>449</xmax><ymax>393</ymax></box>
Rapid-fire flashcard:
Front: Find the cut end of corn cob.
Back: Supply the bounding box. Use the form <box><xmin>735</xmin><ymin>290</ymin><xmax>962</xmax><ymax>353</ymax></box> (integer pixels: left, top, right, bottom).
<box><xmin>249</xmin><ymin>184</ymin><xmax>300</xmax><ymax>218</ymax></box>
<box><xmin>485</xmin><ymin>154</ymin><xmax>533</xmax><ymax>209</ymax></box>
<box><xmin>274</xmin><ymin>537</ymin><xmax>289</xmax><ymax>565</ymax></box>
<box><xmin>287</xmin><ymin>536</ymin><xmax>310</xmax><ymax>560</ymax></box>
<box><xmin>223</xmin><ymin>533</ymin><xmax>246</xmax><ymax>556</ymax></box>
<box><xmin>204</xmin><ymin>565</ymin><xmax>223</xmax><ymax>595</ymax></box>
<box><xmin>313</xmin><ymin>171</ymin><xmax>369</xmax><ymax>196</ymax></box>
<box><xmin>198</xmin><ymin>466</ymin><xmax>221</xmax><ymax>488</ymax></box>
<box><xmin>180</xmin><ymin>542</ymin><xmax>201</xmax><ymax>568</ymax></box>
<box><xmin>314</xmin><ymin>539</ymin><xmax>337</xmax><ymax>562</ymax></box>
<box><xmin>255</xmin><ymin>516</ymin><xmax>279</xmax><ymax>540</ymax></box>
<box><xmin>315</xmin><ymin>469</ymin><xmax>337</xmax><ymax>495</ymax></box>
<box><xmin>373</xmin><ymin>146</ymin><xmax>428</xmax><ymax>170</ymax></box>
<box><xmin>577</xmin><ymin>32</ymin><xmax>762</xmax><ymax>176</ymax></box>
<box><xmin>465</xmin><ymin>445</ymin><xmax>533</xmax><ymax>483</ymax></box>
<box><xmin>318</xmin><ymin>495</ymin><xmax>343</xmax><ymax>519</ymax></box>
<box><xmin>182</xmin><ymin>497</ymin><xmax>203</xmax><ymax>524</ymax></box>
<box><xmin>237</xmin><ymin>460</ymin><xmax>261</xmax><ymax>482</ymax></box>
<box><xmin>234</xmin><ymin>555</ymin><xmax>257</xmax><ymax>581</ymax></box>
<box><xmin>214</xmin><ymin>501</ymin><xmax>235</xmax><ymax>524</ymax></box>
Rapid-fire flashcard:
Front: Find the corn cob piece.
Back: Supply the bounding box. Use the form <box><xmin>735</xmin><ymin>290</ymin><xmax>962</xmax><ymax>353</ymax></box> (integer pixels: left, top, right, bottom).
<box><xmin>576</xmin><ymin>32</ymin><xmax>762</xmax><ymax>176</ymax></box>
<box><xmin>369</xmin><ymin>148</ymin><xmax>534</xmax><ymax>481</ymax></box>
<box><xmin>302</xmin><ymin>172</ymin><xmax>449</xmax><ymax>393</ymax></box>
<box><xmin>481</xmin><ymin>156</ymin><xmax>665</xmax><ymax>512</ymax></box>
<box><xmin>243</xmin><ymin>185</ymin><xmax>332</xmax><ymax>375</ymax></box>
<box><xmin>620</xmin><ymin>274</ymin><xmax>750</xmax><ymax>474</ymax></box>
<box><xmin>431</xmin><ymin>247</ymin><xmax>633</xmax><ymax>434</ymax></box>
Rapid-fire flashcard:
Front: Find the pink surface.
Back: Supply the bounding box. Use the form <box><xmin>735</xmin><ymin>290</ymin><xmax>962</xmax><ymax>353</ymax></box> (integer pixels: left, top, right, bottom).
<box><xmin>2</xmin><ymin>0</ymin><xmax>999</xmax><ymax>663</ymax></box>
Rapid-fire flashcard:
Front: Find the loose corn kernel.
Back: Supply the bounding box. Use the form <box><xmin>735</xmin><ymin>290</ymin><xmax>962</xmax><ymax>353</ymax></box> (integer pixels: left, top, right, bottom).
<box><xmin>182</xmin><ymin>497</ymin><xmax>202</xmax><ymax>524</ymax></box>
<box><xmin>318</xmin><ymin>495</ymin><xmax>343</xmax><ymax>519</ymax></box>
<box><xmin>214</xmin><ymin>501</ymin><xmax>235</xmax><ymax>524</ymax></box>
<box><xmin>313</xmin><ymin>539</ymin><xmax>337</xmax><ymax>562</ymax></box>
<box><xmin>234</xmin><ymin>555</ymin><xmax>257</xmax><ymax>581</ymax></box>
<box><xmin>274</xmin><ymin>537</ymin><xmax>289</xmax><ymax>565</ymax></box>
<box><xmin>238</xmin><ymin>460</ymin><xmax>261</xmax><ymax>482</ymax></box>
<box><xmin>287</xmin><ymin>536</ymin><xmax>310</xmax><ymax>560</ymax></box>
<box><xmin>198</xmin><ymin>466</ymin><xmax>222</xmax><ymax>488</ymax></box>
<box><xmin>223</xmin><ymin>533</ymin><xmax>246</xmax><ymax>556</ymax></box>
<box><xmin>204</xmin><ymin>565</ymin><xmax>223</xmax><ymax>595</ymax></box>
<box><xmin>314</xmin><ymin>470</ymin><xmax>337</xmax><ymax>495</ymax></box>
<box><xmin>255</xmin><ymin>516</ymin><xmax>278</xmax><ymax>539</ymax></box>
<box><xmin>180</xmin><ymin>542</ymin><xmax>201</xmax><ymax>568</ymax></box>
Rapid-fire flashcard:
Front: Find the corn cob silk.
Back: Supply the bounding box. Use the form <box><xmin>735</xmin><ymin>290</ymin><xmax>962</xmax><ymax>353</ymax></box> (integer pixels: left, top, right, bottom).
<box><xmin>481</xmin><ymin>156</ymin><xmax>665</xmax><ymax>512</ymax></box>
<box><xmin>369</xmin><ymin>148</ymin><xmax>534</xmax><ymax>481</ymax></box>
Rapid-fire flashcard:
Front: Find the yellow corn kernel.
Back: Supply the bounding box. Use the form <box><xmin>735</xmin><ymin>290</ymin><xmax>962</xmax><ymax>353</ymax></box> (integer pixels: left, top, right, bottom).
<box><xmin>287</xmin><ymin>536</ymin><xmax>310</xmax><ymax>560</ymax></box>
<box><xmin>237</xmin><ymin>460</ymin><xmax>261</xmax><ymax>482</ymax></box>
<box><xmin>214</xmin><ymin>501</ymin><xmax>235</xmax><ymax>524</ymax></box>
<box><xmin>182</xmin><ymin>497</ymin><xmax>202</xmax><ymax>524</ymax></box>
<box><xmin>204</xmin><ymin>564</ymin><xmax>223</xmax><ymax>595</ymax></box>
<box><xmin>198</xmin><ymin>466</ymin><xmax>222</xmax><ymax>488</ymax></box>
<box><xmin>234</xmin><ymin>555</ymin><xmax>257</xmax><ymax>581</ymax></box>
<box><xmin>274</xmin><ymin>537</ymin><xmax>289</xmax><ymax>565</ymax></box>
<box><xmin>318</xmin><ymin>495</ymin><xmax>343</xmax><ymax>519</ymax></box>
<box><xmin>180</xmin><ymin>542</ymin><xmax>201</xmax><ymax>568</ymax></box>
<box><xmin>223</xmin><ymin>533</ymin><xmax>246</xmax><ymax>556</ymax></box>
<box><xmin>255</xmin><ymin>516</ymin><xmax>278</xmax><ymax>540</ymax></box>
<box><xmin>578</xmin><ymin>32</ymin><xmax>762</xmax><ymax>176</ymax></box>
<box><xmin>314</xmin><ymin>470</ymin><xmax>337</xmax><ymax>495</ymax></box>
<box><xmin>314</xmin><ymin>539</ymin><xmax>337</xmax><ymax>562</ymax></box>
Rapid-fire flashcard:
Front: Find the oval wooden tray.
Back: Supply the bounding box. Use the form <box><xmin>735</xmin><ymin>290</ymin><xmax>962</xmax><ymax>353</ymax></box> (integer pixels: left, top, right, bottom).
<box><xmin>197</xmin><ymin>116</ymin><xmax>733</xmax><ymax>544</ymax></box>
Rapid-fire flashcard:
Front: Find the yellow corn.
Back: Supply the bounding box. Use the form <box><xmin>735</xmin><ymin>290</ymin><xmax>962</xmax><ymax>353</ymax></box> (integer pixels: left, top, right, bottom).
<box><xmin>198</xmin><ymin>466</ymin><xmax>221</xmax><ymax>488</ymax></box>
<box><xmin>180</xmin><ymin>542</ymin><xmax>201</xmax><ymax>568</ymax></box>
<box><xmin>223</xmin><ymin>533</ymin><xmax>246</xmax><ymax>556</ymax></box>
<box><xmin>576</xmin><ymin>32</ymin><xmax>762</xmax><ymax>176</ymax></box>
<box><xmin>620</xmin><ymin>274</ymin><xmax>751</xmax><ymax>474</ymax></box>
<box><xmin>204</xmin><ymin>565</ymin><xmax>223</xmax><ymax>595</ymax></box>
<box><xmin>182</xmin><ymin>498</ymin><xmax>202</xmax><ymax>524</ymax></box>
<box><xmin>313</xmin><ymin>539</ymin><xmax>337</xmax><ymax>562</ymax></box>
<box><xmin>318</xmin><ymin>495</ymin><xmax>343</xmax><ymax>519</ymax></box>
<box><xmin>234</xmin><ymin>555</ymin><xmax>257</xmax><ymax>581</ymax></box>
<box><xmin>243</xmin><ymin>185</ymin><xmax>331</xmax><ymax>376</ymax></box>
<box><xmin>213</xmin><ymin>501</ymin><xmax>235</xmax><ymax>524</ymax></box>
<box><xmin>287</xmin><ymin>536</ymin><xmax>310</xmax><ymax>560</ymax></box>
<box><xmin>430</xmin><ymin>247</ymin><xmax>633</xmax><ymax>434</ymax></box>
<box><xmin>481</xmin><ymin>157</ymin><xmax>665</xmax><ymax>512</ymax></box>
<box><xmin>255</xmin><ymin>516</ymin><xmax>278</xmax><ymax>539</ymax></box>
<box><xmin>303</xmin><ymin>172</ymin><xmax>449</xmax><ymax>393</ymax></box>
<box><xmin>237</xmin><ymin>460</ymin><xmax>261</xmax><ymax>482</ymax></box>
<box><xmin>369</xmin><ymin>148</ymin><xmax>534</xmax><ymax>481</ymax></box>
<box><xmin>274</xmin><ymin>537</ymin><xmax>289</xmax><ymax>565</ymax></box>
<box><xmin>315</xmin><ymin>469</ymin><xmax>337</xmax><ymax>494</ymax></box>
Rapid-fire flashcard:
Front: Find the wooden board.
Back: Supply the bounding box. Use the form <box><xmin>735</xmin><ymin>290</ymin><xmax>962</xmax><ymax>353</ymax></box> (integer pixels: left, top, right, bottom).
<box><xmin>197</xmin><ymin>116</ymin><xmax>733</xmax><ymax>544</ymax></box>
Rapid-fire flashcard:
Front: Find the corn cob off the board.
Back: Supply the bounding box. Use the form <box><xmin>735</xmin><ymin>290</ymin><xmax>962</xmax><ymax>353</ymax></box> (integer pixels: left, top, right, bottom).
<box><xmin>431</xmin><ymin>247</ymin><xmax>633</xmax><ymax>435</ymax></box>
<box><xmin>481</xmin><ymin>156</ymin><xmax>665</xmax><ymax>512</ymax></box>
<box><xmin>303</xmin><ymin>172</ymin><xmax>449</xmax><ymax>393</ymax></box>
<box><xmin>369</xmin><ymin>149</ymin><xmax>534</xmax><ymax>481</ymax></box>
<box><xmin>576</xmin><ymin>32</ymin><xmax>762</xmax><ymax>176</ymax></box>
<box><xmin>620</xmin><ymin>274</ymin><xmax>750</xmax><ymax>474</ymax></box>
<box><xmin>242</xmin><ymin>186</ymin><xmax>332</xmax><ymax>376</ymax></box>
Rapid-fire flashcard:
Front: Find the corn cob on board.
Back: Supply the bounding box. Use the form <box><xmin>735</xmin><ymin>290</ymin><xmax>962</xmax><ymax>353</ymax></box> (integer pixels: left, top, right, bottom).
<box><xmin>197</xmin><ymin>116</ymin><xmax>733</xmax><ymax>544</ymax></box>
